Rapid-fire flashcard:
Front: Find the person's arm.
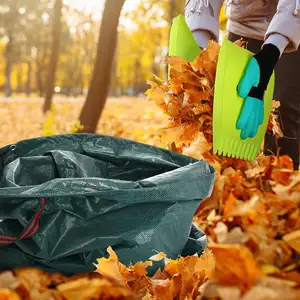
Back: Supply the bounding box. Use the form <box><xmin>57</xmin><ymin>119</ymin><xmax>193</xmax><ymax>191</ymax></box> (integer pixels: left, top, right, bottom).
<box><xmin>236</xmin><ymin>1</ymin><xmax>300</xmax><ymax>139</ymax></box>
<box><xmin>184</xmin><ymin>0</ymin><xmax>224</xmax><ymax>49</ymax></box>
<box><xmin>264</xmin><ymin>0</ymin><xmax>300</xmax><ymax>53</ymax></box>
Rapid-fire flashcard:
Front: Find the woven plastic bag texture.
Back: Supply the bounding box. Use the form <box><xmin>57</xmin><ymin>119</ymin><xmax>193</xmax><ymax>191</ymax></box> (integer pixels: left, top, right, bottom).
<box><xmin>0</xmin><ymin>134</ymin><xmax>215</xmax><ymax>274</ymax></box>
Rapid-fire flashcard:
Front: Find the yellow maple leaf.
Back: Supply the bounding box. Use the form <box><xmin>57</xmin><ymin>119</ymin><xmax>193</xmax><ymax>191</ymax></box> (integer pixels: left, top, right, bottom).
<box><xmin>94</xmin><ymin>247</ymin><xmax>126</xmax><ymax>285</ymax></box>
<box><xmin>149</xmin><ymin>252</ymin><xmax>167</xmax><ymax>261</ymax></box>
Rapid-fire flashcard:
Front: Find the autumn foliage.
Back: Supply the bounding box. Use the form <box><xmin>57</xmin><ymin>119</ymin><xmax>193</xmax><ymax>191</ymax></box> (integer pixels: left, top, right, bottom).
<box><xmin>145</xmin><ymin>40</ymin><xmax>300</xmax><ymax>299</ymax></box>
<box><xmin>0</xmin><ymin>248</ymin><xmax>215</xmax><ymax>299</ymax></box>
<box><xmin>1</xmin><ymin>41</ymin><xmax>300</xmax><ymax>299</ymax></box>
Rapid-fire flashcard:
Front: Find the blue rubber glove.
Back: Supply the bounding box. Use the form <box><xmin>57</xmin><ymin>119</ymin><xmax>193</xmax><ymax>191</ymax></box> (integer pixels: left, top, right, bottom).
<box><xmin>237</xmin><ymin>44</ymin><xmax>280</xmax><ymax>140</ymax></box>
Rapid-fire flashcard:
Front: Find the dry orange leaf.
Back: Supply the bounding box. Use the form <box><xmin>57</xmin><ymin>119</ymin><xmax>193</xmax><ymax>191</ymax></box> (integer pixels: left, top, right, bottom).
<box><xmin>149</xmin><ymin>252</ymin><xmax>167</xmax><ymax>261</ymax></box>
<box><xmin>0</xmin><ymin>289</ymin><xmax>21</xmax><ymax>300</ymax></box>
<box><xmin>182</xmin><ymin>132</ymin><xmax>212</xmax><ymax>160</ymax></box>
<box><xmin>223</xmin><ymin>192</ymin><xmax>238</xmax><ymax>217</ymax></box>
<box><xmin>208</xmin><ymin>244</ymin><xmax>263</xmax><ymax>291</ymax></box>
<box><xmin>0</xmin><ymin>272</ymin><xmax>19</xmax><ymax>290</ymax></box>
<box><xmin>94</xmin><ymin>247</ymin><xmax>126</xmax><ymax>285</ymax></box>
<box><xmin>133</xmin><ymin>262</ymin><xmax>153</xmax><ymax>277</ymax></box>
<box><xmin>57</xmin><ymin>277</ymin><xmax>134</xmax><ymax>300</ymax></box>
<box><xmin>283</xmin><ymin>230</ymin><xmax>300</xmax><ymax>255</ymax></box>
<box><xmin>153</xmin><ymin>277</ymin><xmax>180</xmax><ymax>300</ymax></box>
<box><xmin>157</xmin><ymin>126</ymin><xmax>185</xmax><ymax>145</ymax></box>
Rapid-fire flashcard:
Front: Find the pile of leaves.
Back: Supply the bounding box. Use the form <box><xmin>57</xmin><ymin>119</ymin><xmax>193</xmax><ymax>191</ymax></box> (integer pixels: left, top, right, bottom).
<box><xmin>0</xmin><ymin>248</ymin><xmax>215</xmax><ymax>299</ymax></box>
<box><xmin>146</xmin><ymin>40</ymin><xmax>300</xmax><ymax>299</ymax></box>
<box><xmin>146</xmin><ymin>40</ymin><xmax>282</xmax><ymax>167</ymax></box>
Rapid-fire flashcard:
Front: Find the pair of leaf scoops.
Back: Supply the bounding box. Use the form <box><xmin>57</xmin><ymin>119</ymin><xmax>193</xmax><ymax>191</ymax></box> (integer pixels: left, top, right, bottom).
<box><xmin>169</xmin><ymin>15</ymin><xmax>275</xmax><ymax>161</ymax></box>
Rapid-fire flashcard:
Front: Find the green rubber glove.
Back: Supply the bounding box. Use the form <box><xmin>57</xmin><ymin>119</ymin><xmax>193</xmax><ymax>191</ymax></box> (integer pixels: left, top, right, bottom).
<box><xmin>237</xmin><ymin>44</ymin><xmax>280</xmax><ymax>140</ymax></box>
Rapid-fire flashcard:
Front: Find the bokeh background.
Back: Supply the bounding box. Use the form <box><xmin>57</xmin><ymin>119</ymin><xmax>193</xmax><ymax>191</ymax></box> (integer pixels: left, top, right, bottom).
<box><xmin>0</xmin><ymin>0</ymin><xmax>226</xmax><ymax>147</ymax></box>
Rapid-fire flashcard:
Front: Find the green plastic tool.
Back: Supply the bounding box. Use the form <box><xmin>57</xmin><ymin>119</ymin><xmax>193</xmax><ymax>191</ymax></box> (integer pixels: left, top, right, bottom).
<box><xmin>213</xmin><ymin>39</ymin><xmax>275</xmax><ymax>160</ymax></box>
<box><xmin>168</xmin><ymin>14</ymin><xmax>201</xmax><ymax>63</ymax></box>
<box><xmin>168</xmin><ymin>16</ymin><xmax>274</xmax><ymax>161</ymax></box>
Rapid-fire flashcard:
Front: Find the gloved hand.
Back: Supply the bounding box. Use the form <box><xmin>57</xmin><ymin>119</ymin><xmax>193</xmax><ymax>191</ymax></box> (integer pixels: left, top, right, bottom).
<box><xmin>237</xmin><ymin>43</ymin><xmax>280</xmax><ymax>139</ymax></box>
<box><xmin>192</xmin><ymin>30</ymin><xmax>214</xmax><ymax>50</ymax></box>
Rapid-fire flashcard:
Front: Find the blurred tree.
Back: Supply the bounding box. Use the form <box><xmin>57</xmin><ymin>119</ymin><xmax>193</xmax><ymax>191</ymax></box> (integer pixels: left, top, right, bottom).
<box><xmin>115</xmin><ymin>0</ymin><xmax>168</xmax><ymax>96</ymax></box>
<box><xmin>22</xmin><ymin>0</ymin><xmax>52</xmax><ymax>96</ymax></box>
<box><xmin>114</xmin><ymin>0</ymin><xmax>185</xmax><ymax>95</ymax></box>
<box><xmin>56</xmin><ymin>9</ymin><xmax>97</xmax><ymax>96</ymax></box>
<box><xmin>34</xmin><ymin>2</ymin><xmax>71</xmax><ymax>97</ymax></box>
<box><xmin>0</xmin><ymin>0</ymin><xmax>56</xmax><ymax>96</ymax></box>
<box><xmin>166</xmin><ymin>0</ymin><xmax>176</xmax><ymax>75</ymax></box>
<box><xmin>0</xmin><ymin>42</ymin><xmax>5</xmax><ymax>89</ymax></box>
<box><xmin>0</xmin><ymin>0</ymin><xmax>95</xmax><ymax>97</ymax></box>
<box><xmin>0</xmin><ymin>0</ymin><xmax>189</xmax><ymax>99</ymax></box>
<box><xmin>0</xmin><ymin>0</ymin><xmax>48</xmax><ymax>96</ymax></box>
<box><xmin>0</xmin><ymin>0</ymin><xmax>20</xmax><ymax>97</ymax></box>
<box><xmin>43</xmin><ymin>0</ymin><xmax>62</xmax><ymax>113</ymax></box>
<box><xmin>79</xmin><ymin>0</ymin><xmax>125</xmax><ymax>133</ymax></box>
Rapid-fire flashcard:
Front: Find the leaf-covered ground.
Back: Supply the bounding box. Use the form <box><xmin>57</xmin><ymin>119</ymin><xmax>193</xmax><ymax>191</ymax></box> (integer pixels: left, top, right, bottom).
<box><xmin>1</xmin><ymin>42</ymin><xmax>300</xmax><ymax>299</ymax></box>
<box><xmin>0</xmin><ymin>97</ymin><xmax>167</xmax><ymax>148</ymax></box>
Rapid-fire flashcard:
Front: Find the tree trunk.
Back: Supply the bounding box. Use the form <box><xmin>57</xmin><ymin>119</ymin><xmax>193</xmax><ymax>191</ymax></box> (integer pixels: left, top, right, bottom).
<box><xmin>36</xmin><ymin>40</ymin><xmax>49</xmax><ymax>97</ymax></box>
<box><xmin>168</xmin><ymin>0</ymin><xmax>176</xmax><ymax>42</ymax></box>
<box><xmin>166</xmin><ymin>0</ymin><xmax>176</xmax><ymax>78</ymax></box>
<box><xmin>43</xmin><ymin>0</ymin><xmax>62</xmax><ymax>113</ymax></box>
<box><xmin>78</xmin><ymin>0</ymin><xmax>125</xmax><ymax>133</ymax></box>
<box><xmin>134</xmin><ymin>59</ymin><xmax>141</xmax><ymax>96</ymax></box>
<box><xmin>5</xmin><ymin>37</ymin><xmax>13</xmax><ymax>97</ymax></box>
<box><xmin>152</xmin><ymin>54</ymin><xmax>158</xmax><ymax>77</ymax></box>
<box><xmin>26</xmin><ymin>61</ymin><xmax>32</xmax><ymax>96</ymax></box>
<box><xmin>36</xmin><ymin>61</ymin><xmax>44</xmax><ymax>97</ymax></box>
<box><xmin>16</xmin><ymin>64</ymin><xmax>23</xmax><ymax>93</ymax></box>
<box><xmin>110</xmin><ymin>50</ymin><xmax>117</xmax><ymax>97</ymax></box>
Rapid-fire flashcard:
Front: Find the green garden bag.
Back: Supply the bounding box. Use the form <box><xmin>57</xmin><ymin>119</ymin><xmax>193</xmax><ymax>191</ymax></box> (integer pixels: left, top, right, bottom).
<box><xmin>0</xmin><ymin>134</ymin><xmax>215</xmax><ymax>274</ymax></box>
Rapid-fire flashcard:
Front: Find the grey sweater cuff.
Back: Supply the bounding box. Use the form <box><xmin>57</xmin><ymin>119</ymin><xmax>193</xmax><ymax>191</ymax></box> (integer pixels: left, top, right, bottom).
<box><xmin>264</xmin><ymin>34</ymin><xmax>290</xmax><ymax>56</ymax></box>
<box><xmin>192</xmin><ymin>30</ymin><xmax>215</xmax><ymax>49</ymax></box>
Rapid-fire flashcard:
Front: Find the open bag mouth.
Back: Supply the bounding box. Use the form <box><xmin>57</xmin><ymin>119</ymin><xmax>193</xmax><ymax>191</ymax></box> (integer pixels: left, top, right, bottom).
<box><xmin>0</xmin><ymin>134</ymin><xmax>215</xmax><ymax>202</ymax></box>
<box><xmin>0</xmin><ymin>134</ymin><xmax>215</xmax><ymax>274</ymax></box>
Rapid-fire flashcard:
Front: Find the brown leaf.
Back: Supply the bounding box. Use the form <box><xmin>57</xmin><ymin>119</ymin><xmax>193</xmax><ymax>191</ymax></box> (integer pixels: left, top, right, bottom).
<box><xmin>145</xmin><ymin>81</ymin><xmax>166</xmax><ymax>106</ymax></box>
<box><xmin>149</xmin><ymin>252</ymin><xmax>167</xmax><ymax>262</ymax></box>
<box><xmin>0</xmin><ymin>289</ymin><xmax>21</xmax><ymax>300</ymax></box>
<box><xmin>157</xmin><ymin>126</ymin><xmax>185</xmax><ymax>145</ymax></box>
<box><xmin>223</xmin><ymin>193</ymin><xmax>238</xmax><ymax>217</ymax></box>
<box><xmin>283</xmin><ymin>230</ymin><xmax>300</xmax><ymax>254</ymax></box>
<box><xmin>241</xmin><ymin>285</ymin><xmax>296</xmax><ymax>300</ymax></box>
<box><xmin>208</xmin><ymin>244</ymin><xmax>263</xmax><ymax>291</ymax></box>
<box><xmin>203</xmin><ymin>282</ymin><xmax>241</xmax><ymax>300</ymax></box>
<box><xmin>0</xmin><ymin>272</ymin><xmax>20</xmax><ymax>290</ymax></box>
<box><xmin>182</xmin><ymin>132</ymin><xmax>211</xmax><ymax>159</ymax></box>
<box><xmin>234</xmin><ymin>39</ymin><xmax>248</xmax><ymax>48</ymax></box>
<box><xmin>94</xmin><ymin>247</ymin><xmax>128</xmax><ymax>285</ymax></box>
<box><xmin>245</xmin><ymin>166</ymin><xmax>266</xmax><ymax>179</ymax></box>
<box><xmin>223</xmin><ymin>227</ymin><xmax>248</xmax><ymax>245</ymax></box>
<box><xmin>57</xmin><ymin>277</ymin><xmax>134</xmax><ymax>300</ymax></box>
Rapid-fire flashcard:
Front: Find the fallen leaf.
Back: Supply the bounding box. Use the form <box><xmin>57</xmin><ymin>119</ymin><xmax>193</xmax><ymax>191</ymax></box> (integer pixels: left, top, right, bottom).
<box><xmin>57</xmin><ymin>277</ymin><xmax>134</xmax><ymax>300</ymax></box>
<box><xmin>0</xmin><ymin>272</ymin><xmax>19</xmax><ymax>290</ymax></box>
<box><xmin>208</xmin><ymin>244</ymin><xmax>263</xmax><ymax>291</ymax></box>
<box><xmin>94</xmin><ymin>247</ymin><xmax>126</xmax><ymax>285</ymax></box>
<box><xmin>260</xmin><ymin>264</ymin><xmax>280</xmax><ymax>275</ymax></box>
<box><xmin>133</xmin><ymin>262</ymin><xmax>152</xmax><ymax>277</ymax></box>
<box><xmin>182</xmin><ymin>132</ymin><xmax>212</xmax><ymax>159</ymax></box>
<box><xmin>214</xmin><ymin>222</ymin><xmax>228</xmax><ymax>243</ymax></box>
<box><xmin>0</xmin><ymin>289</ymin><xmax>21</xmax><ymax>300</ymax></box>
<box><xmin>283</xmin><ymin>230</ymin><xmax>300</xmax><ymax>254</ymax></box>
<box><xmin>223</xmin><ymin>193</ymin><xmax>237</xmax><ymax>217</ymax></box>
<box><xmin>149</xmin><ymin>252</ymin><xmax>167</xmax><ymax>262</ymax></box>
